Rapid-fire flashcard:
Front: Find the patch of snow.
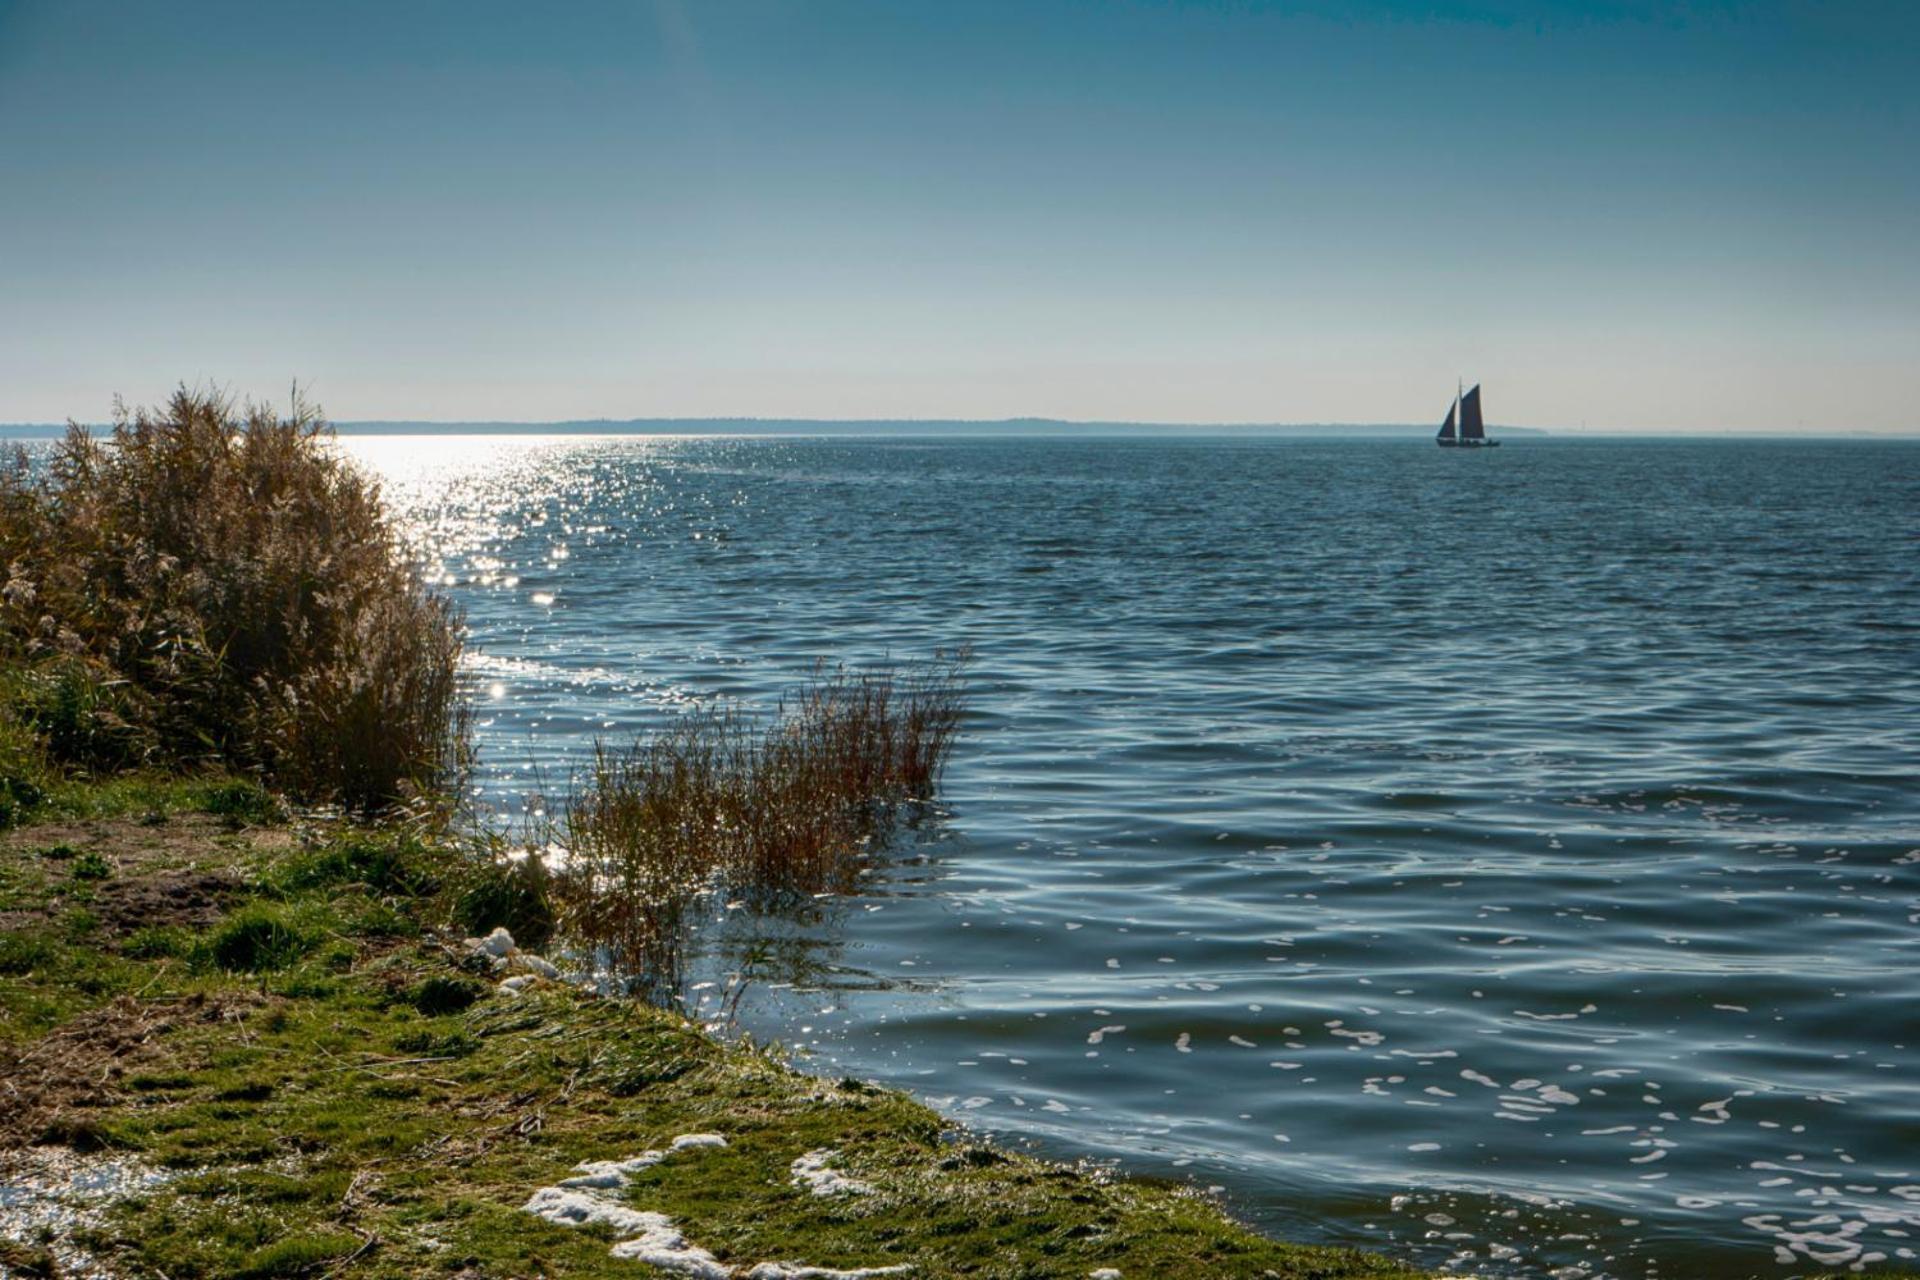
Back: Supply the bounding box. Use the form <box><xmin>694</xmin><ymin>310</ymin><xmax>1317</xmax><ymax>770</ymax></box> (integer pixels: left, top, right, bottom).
<box><xmin>743</xmin><ymin>1265</ymin><xmax>912</xmax><ymax>1278</ymax></box>
<box><xmin>523</xmin><ymin>1134</ymin><xmax>906</xmax><ymax>1277</ymax></box>
<box><xmin>1089</xmin><ymin>1270</ymin><xmax>1123</xmax><ymax>1279</ymax></box>
<box><xmin>557</xmin><ymin>1135</ymin><xmax>727</xmax><ymax>1189</ymax></box>
<box><xmin>608</xmin><ymin>1225</ymin><xmax>731</xmax><ymax>1278</ymax></box>
<box><xmin>524</xmin><ymin>1185</ymin><xmax>674</xmax><ymax>1237</ymax></box>
<box><xmin>467</xmin><ymin>927</ymin><xmax>565</xmax><ymax>981</ymax></box>
<box><xmin>1</xmin><ymin>1149</ymin><xmax>174</xmax><ymax>1280</ymax></box>
<box><xmin>561</xmin><ymin>1153</ymin><xmax>670</xmax><ymax>1190</ymax></box>
<box><xmin>468</xmin><ymin>926</ymin><xmax>516</xmax><ymax>958</ymax></box>
<box><xmin>523</xmin><ymin>1134</ymin><xmax>731</xmax><ymax>1276</ymax></box>
<box><xmin>513</xmin><ymin>952</ymin><xmax>561</xmax><ymax>979</ymax></box>
<box><xmin>790</xmin><ymin>1149</ymin><xmax>875</xmax><ymax>1198</ymax></box>
<box><xmin>500</xmin><ymin>974</ymin><xmax>538</xmax><ymax>996</ymax></box>
<box><xmin>671</xmin><ymin>1133</ymin><xmax>728</xmax><ymax>1151</ymax></box>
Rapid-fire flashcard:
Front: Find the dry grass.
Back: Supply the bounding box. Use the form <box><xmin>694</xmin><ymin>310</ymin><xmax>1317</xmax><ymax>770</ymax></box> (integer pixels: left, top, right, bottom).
<box><xmin>0</xmin><ymin>387</ymin><xmax>466</xmax><ymax>810</ymax></box>
<box><xmin>553</xmin><ymin>655</ymin><xmax>967</xmax><ymax>994</ymax></box>
<box><xmin>0</xmin><ymin>992</ymin><xmax>264</xmax><ymax>1150</ymax></box>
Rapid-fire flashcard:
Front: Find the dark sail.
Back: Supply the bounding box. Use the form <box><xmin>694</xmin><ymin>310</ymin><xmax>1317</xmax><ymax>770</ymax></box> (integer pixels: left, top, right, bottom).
<box><xmin>1437</xmin><ymin>398</ymin><xmax>1457</xmax><ymax>441</ymax></box>
<box><xmin>1460</xmin><ymin>385</ymin><xmax>1485</xmax><ymax>440</ymax></box>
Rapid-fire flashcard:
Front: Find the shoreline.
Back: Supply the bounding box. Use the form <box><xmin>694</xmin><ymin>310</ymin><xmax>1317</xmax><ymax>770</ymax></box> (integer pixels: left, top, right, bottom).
<box><xmin>0</xmin><ymin>775</ymin><xmax>1430</xmax><ymax>1279</ymax></box>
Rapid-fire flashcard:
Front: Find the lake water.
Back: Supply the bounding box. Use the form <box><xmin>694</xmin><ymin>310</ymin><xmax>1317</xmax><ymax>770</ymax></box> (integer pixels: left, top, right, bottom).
<box><xmin>350</xmin><ymin>434</ymin><xmax>1920</xmax><ymax>1280</ymax></box>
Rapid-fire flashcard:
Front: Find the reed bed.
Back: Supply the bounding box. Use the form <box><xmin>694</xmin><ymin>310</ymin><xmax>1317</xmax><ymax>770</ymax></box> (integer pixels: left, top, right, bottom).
<box><xmin>551</xmin><ymin>656</ymin><xmax>967</xmax><ymax>995</ymax></box>
<box><xmin>0</xmin><ymin>387</ymin><xmax>467</xmax><ymax>810</ymax></box>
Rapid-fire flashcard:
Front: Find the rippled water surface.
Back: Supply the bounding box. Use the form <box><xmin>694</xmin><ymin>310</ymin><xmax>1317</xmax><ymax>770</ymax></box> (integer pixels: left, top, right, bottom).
<box><xmin>351</xmin><ymin>434</ymin><xmax>1920</xmax><ymax>1279</ymax></box>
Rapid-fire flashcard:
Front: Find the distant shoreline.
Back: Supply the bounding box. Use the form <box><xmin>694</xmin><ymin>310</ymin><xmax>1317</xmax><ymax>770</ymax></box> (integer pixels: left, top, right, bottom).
<box><xmin>2</xmin><ymin>417</ymin><xmax>1914</xmax><ymax>440</ymax></box>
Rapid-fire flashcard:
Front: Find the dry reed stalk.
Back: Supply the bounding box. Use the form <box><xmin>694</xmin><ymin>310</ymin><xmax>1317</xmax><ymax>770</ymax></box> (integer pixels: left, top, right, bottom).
<box><xmin>0</xmin><ymin>387</ymin><xmax>467</xmax><ymax>809</ymax></box>
<box><xmin>550</xmin><ymin>653</ymin><xmax>967</xmax><ymax>998</ymax></box>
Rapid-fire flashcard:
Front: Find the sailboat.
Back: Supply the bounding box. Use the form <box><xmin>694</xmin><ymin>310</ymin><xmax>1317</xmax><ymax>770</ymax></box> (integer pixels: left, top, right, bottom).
<box><xmin>1436</xmin><ymin>382</ymin><xmax>1500</xmax><ymax>448</ymax></box>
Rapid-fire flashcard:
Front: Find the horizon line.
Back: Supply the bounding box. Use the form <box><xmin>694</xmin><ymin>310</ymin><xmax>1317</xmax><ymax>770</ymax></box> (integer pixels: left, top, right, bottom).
<box><xmin>1</xmin><ymin>415</ymin><xmax>1917</xmax><ymax>438</ymax></box>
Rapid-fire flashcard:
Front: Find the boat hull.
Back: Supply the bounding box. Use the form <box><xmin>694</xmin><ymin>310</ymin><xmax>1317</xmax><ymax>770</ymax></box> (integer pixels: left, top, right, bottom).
<box><xmin>1436</xmin><ymin>439</ymin><xmax>1500</xmax><ymax>448</ymax></box>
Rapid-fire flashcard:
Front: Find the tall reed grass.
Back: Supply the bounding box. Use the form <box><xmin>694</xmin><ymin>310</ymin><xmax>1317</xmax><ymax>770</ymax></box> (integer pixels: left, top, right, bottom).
<box><xmin>0</xmin><ymin>387</ymin><xmax>466</xmax><ymax>810</ymax></box>
<box><xmin>551</xmin><ymin>655</ymin><xmax>967</xmax><ymax>996</ymax></box>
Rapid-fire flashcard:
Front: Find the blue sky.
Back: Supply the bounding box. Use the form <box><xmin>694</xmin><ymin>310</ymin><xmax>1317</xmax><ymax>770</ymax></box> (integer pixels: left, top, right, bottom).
<box><xmin>1</xmin><ymin>1</ymin><xmax>1914</xmax><ymax>429</ymax></box>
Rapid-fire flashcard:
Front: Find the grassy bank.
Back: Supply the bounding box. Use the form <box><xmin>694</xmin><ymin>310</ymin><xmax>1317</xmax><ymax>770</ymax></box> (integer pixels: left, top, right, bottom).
<box><xmin>0</xmin><ymin>781</ymin><xmax>1428</xmax><ymax>1279</ymax></box>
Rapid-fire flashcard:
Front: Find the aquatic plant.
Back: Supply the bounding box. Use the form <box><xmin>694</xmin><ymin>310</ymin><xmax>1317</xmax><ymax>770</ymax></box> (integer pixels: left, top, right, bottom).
<box><xmin>554</xmin><ymin>654</ymin><xmax>967</xmax><ymax>997</ymax></box>
<box><xmin>0</xmin><ymin>386</ymin><xmax>467</xmax><ymax>809</ymax></box>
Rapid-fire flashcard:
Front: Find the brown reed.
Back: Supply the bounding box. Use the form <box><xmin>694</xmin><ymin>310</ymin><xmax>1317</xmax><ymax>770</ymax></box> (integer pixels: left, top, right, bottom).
<box><xmin>551</xmin><ymin>654</ymin><xmax>967</xmax><ymax>995</ymax></box>
<box><xmin>0</xmin><ymin>387</ymin><xmax>467</xmax><ymax>810</ymax></box>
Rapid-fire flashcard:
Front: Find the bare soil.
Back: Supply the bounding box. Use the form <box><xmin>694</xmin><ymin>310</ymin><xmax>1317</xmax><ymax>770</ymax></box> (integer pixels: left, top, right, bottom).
<box><xmin>1</xmin><ymin>815</ymin><xmax>290</xmax><ymax>938</ymax></box>
<box><xmin>0</xmin><ymin>992</ymin><xmax>263</xmax><ymax>1149</ymax></box>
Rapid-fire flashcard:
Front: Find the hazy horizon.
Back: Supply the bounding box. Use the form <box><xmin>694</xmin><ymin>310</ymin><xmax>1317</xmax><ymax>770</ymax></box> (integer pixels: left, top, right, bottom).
<box><xmin>4</xmin><ymin>412</ymin><xmax>1916</xmax><ymax>440</ymax></box>
<box><xmin>4</xmin><ymin>1</ymin><xmax>1917</xmax><ymax>431</ymax></box>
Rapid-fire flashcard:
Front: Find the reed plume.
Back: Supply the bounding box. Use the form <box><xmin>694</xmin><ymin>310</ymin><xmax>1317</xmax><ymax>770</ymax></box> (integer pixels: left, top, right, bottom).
<box><xmin>0</xmin><ymin>387</ymin><xmax>467</xmax><ymax>810</ymax></box>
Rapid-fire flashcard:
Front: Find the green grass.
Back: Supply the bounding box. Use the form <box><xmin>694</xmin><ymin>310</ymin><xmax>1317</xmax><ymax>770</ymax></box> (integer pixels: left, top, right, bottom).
<box><xmin>202</xmin><ymin>902</ymin><xmax>320</xmax><ymax>973</ymax></box>
<box><xmin>68</xmin><ymin>848</ymin><xmax>113</xmax><ymax>880</ymax></box>
<box><xmin>231</xmin><ymin>1232</ymin><xmax>368</xmax><ymax>1279</ymax></box>
<box><xmin>0</xmin><ymin>793</ymin><xmax>1429</xmax><ymax>1280</ymax></box>
<box><xmin>88</xmin><ymin>977</ymin><xmax>1419</xmax><ymax>1279</ymax></box>
<box><xmin>0</xmin><ymin>761</ymin><xmax>280</xmax><ymax>832</ymax></box>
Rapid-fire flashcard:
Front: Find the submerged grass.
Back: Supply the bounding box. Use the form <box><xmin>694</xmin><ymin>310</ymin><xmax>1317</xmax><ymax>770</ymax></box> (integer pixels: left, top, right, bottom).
<box><xmin>553</xmin><ymin>656</ymin><xmax>967</xmax><ymax>995</ymax></box>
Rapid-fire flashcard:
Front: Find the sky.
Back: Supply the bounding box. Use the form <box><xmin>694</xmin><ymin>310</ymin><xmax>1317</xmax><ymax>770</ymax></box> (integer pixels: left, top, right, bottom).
<box><xmin>1</xmin><ymin>1</ymin><xmax>1915</xmax><ymax>431</ymax></box>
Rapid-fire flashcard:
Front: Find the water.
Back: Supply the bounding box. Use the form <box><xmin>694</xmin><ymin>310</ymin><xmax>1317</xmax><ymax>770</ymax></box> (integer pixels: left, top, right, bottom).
<box><xmin>351</xmin><ymin>434</ymin><xmax>1920</xmax><ymax>1279</ymax></box>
